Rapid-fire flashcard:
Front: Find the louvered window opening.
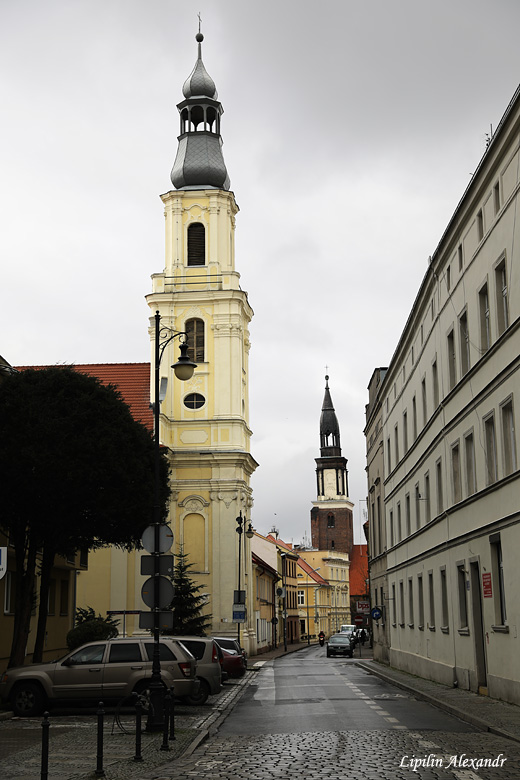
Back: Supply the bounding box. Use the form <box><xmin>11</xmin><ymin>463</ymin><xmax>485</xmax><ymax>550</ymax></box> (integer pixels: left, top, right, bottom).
<box><xmin>186</xmin><ymin>318</ymin><xmax>205</xmax><ymax>363</ymax></box>
<box><xmin>188</xmin><ymin>223</ymin><xmax>205</xmax><ymax>266</ymax></box>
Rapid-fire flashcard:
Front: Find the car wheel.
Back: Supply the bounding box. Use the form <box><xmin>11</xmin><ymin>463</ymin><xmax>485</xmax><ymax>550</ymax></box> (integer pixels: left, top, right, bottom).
<box><xmin>183</xmin><ymin>678</ymin><xmax>210</xmax><ymax>706</ymax></box>
<box><xmin>326</xmin><ymin>651</ymin><xmax>331</xmax><ymax>657</ymax></box>
<box><xmin>11</xmin><ymin>682</ymin><xmax>46</xmax><ymax>717</ymax></box>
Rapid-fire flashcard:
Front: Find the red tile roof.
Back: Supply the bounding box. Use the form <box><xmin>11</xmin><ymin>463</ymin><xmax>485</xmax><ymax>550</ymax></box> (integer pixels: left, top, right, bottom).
<box><xmin>296</xmin><ymin>556</ymin><xmax>329</xmax><ymax>585</ymax></box>
<box><xmin>17</xmin><ymin>363</ymin><xmax>152</xmax><ymax>431</ymax></box>
<box><xmin>349</xmin><ymin>544</ymin><xmax>369</xmax><ymax>596</ymax></box>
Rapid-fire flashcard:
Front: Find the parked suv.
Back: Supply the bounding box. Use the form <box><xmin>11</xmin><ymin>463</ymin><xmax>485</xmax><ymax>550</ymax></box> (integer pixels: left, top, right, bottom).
<box><xmin>172</xmin><ymin>636</ymin><xmax>222</xmax><ymax>705</ymax></box>
<box><xmin>0</xmin><ymin>637</ymin><xmax>198</xmax><ymax>717</ymax></box>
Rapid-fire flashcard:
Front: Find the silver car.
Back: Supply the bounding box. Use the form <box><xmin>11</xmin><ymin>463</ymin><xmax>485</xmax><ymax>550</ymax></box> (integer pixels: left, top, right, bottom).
<box><xmin>0</xmin><ymin>637</ymin><xmax>198</xmax><ymax>717</ymax></box>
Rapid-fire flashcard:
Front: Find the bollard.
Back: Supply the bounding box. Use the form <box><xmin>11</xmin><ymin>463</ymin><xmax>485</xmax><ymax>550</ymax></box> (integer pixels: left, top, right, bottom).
<box><xmin>169</xmin><ymin>685</ymin><xmax>176</xmax><ymax>741</ymax></box>
<box><xmin>161</xmin><ymin>689</ymin><xmax>171</xmax><ymax>751</ymax></box>
<box><xmin>41</xmin><ymin>711</ymin><xmax>50</xmax><ymax>780</ymax></box>
<box><xmin>95</xmin><ymin>702</ymin><xmax>105</xmax><ymax>777</ymax></box>
<box><xmin>133</xmin><ymin>693</ymin><xmax>143</xmax><ymax>762</ymax></box>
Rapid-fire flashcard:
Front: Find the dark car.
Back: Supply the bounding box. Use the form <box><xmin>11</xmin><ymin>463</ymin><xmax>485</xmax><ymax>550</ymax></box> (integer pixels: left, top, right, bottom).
<box><xmin>326</xmin><ymin>633</ymin><xmax>354</xmax><ymax>658</ymax></box>
<box><xmin>214</xmin><ymin>637</ymin><xmax>247</xmax><ymax>678</ymax></box>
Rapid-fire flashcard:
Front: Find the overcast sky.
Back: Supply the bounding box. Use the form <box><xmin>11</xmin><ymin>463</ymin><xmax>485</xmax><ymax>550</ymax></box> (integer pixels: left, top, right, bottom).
<box><xmin>2</xmin><ymin>0</ymin><xmax>520</xmax><ymax>546</ymax></box>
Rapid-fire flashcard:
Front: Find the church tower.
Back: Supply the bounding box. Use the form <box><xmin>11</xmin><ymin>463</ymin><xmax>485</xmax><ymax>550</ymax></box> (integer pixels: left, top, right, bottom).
<box><xmin>146</xmin><ymin>33</ymin><xmax>258</xmax><ymax>644</ymax></box>
<box><xmin>311</xmin><ymin>376</ymin><xmax>354</xmax><ymax>554</ymax></box>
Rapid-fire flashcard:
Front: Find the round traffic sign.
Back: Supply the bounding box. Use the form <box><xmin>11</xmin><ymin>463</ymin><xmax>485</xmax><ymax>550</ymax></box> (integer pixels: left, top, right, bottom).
<box><xmin>141</xmin><ymin>524</ymin><xmax>174</xmax><ymax>554</ymax></box>
<box><xmin>141</xmin><ymin>576</ymin><xmax>174</xmax><ymax>609</ymax></box>
<box><xmin>371</xmin><ymin>607</ymin><xmax>383</xmax><ymax>620</ymax></box>
<box><xmin>353</xmin><ymin>615</ymin><xmax>364</xmax><ymax>625</ymax></box>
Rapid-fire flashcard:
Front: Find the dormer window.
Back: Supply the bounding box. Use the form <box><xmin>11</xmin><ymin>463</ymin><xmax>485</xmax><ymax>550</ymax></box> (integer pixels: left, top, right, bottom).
<box><xmin>187</xmin><ymin>223</ymin><xmax>205</xmax><ymax>266</ymax></box>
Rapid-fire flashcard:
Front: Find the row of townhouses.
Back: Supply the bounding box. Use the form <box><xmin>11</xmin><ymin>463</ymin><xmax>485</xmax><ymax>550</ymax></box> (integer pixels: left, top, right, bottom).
<box><xmin>365</xmin><ymin>83</ymin><xmax>520</xmax><ymax>705</ymax></box>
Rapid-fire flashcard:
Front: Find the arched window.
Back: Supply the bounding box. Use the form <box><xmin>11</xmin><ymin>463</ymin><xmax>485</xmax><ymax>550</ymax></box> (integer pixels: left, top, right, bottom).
<box><xmin>327</xmin><ymin>513</ymin><xmax>335</xmax><ymax>528</ymax></box>
<box><xmin>187</xmin><ymin>223</ymin><xmax>205</xmax><ymax>266</ymax></box>
<box><xmin>185</xmin><ymin>318</ymin><xmax>205</xmax><ymax>363</ymax></box>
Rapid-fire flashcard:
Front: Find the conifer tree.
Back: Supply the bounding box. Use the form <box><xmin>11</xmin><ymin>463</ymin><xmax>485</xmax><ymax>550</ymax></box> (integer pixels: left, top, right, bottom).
<box><xmin>167</xmin><ymin>546</ymin><xmax>212</xmax><ymax>635</ymax></box>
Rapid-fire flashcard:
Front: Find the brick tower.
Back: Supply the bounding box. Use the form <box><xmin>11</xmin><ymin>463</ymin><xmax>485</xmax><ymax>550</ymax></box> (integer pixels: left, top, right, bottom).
<box><xmin>311</xmin><ymin>376</ymin><xmax>354</xmax><ymax>554</ymax></box>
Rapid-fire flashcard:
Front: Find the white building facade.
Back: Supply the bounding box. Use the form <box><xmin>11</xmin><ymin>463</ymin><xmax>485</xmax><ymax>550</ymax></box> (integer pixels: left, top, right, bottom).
<box><xmin>370</xmin><ymin>84</ymin><xmax>520</xmax><ymax>704</ymax></box>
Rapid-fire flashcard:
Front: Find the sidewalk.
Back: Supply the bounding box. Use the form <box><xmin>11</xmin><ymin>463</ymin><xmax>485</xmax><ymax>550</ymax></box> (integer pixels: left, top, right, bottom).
<box><xmin>357</xmin><ymin>659</ymin><xmax>520</xmax><ymax>745</ymax></box>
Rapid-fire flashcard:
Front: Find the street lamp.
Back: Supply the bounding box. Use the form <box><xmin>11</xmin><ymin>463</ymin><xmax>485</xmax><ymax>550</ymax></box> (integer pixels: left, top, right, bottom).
<box><xmin>305</xmin><ymin>567</ymin><xmax>320</xmax><ymax>645</ymax></box>
<box><xmin>147</xmin><ymin>310</ymin><xmax>196</xmax><ymax>733</ymax></box>
<box><xmin>235</xmin><ymin>511</ymin><xmax>254</xmax><ymax>646</ymax></box>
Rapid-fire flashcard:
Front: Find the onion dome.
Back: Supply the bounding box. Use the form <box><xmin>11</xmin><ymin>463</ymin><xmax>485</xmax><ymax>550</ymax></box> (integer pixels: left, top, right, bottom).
<box><xmin>171</xmin><ymin>33</ymin><xmax>230</xmax><ymax>191</ymax></box>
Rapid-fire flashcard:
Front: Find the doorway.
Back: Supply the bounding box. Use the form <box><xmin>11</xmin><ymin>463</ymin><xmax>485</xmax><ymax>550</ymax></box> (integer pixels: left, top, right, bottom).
<box><xmin>469</xmin><ymin>560</ymin><xmax>487</xmax><ymax>693</ymax></box>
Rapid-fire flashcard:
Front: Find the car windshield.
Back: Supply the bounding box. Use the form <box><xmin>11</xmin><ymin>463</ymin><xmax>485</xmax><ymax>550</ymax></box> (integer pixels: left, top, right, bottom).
<box><xmin>329</xmin><ymin>635</ymin><xmax>350</xmax><ymax>645</ymax></box>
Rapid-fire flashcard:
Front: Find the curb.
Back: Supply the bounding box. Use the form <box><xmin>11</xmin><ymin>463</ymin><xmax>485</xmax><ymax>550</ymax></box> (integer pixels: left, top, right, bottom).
<box><xmin>356</xmin><ymin>661</ymin><xmax>520</xmax><ymax>745</ymax></box>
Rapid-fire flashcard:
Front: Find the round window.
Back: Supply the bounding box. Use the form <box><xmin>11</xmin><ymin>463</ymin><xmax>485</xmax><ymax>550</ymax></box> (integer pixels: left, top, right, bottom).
<box><xmin>184</xmin><ymin>393</ymin><xmax>205</xmax><ymax>410</ymax></box>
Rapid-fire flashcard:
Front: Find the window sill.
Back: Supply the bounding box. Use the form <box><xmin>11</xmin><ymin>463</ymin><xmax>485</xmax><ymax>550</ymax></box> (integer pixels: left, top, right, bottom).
<box><xmin>418</xmin><ymin>625</ymin><xmax>424</xmax><ymax>631</ymax></box>
<box><xmin>399</xmin><ymin>623</ymin><xmax>405</xmax><ymax>628</ymax></box>
<box><xmin>428</xmin><ymin>626</ymin><xmax>436</xmax><ymax>631</ymax></box>
<box><xmin>407</xmin><ymin>623</ymin><xmax>414</xmax><ymax>629</ymax></box>
<box><xmin>440</xmin><ymin>626</ymin><xmax>449</xmax><ymax>634</ymax></box>
<box><xmin>491</xmin><ymin>624</ymin><xmax>510</xmax><ymax>633</ymax></box>
<box><xmin>458</xmin><ymin>627</ymin><xmax>470</xmax><ymax>636</ymax></box>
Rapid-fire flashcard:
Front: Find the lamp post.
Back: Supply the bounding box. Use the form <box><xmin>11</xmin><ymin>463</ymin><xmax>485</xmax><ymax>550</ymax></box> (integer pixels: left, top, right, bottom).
<box><xmin>305</xmin><ymin>567</ymin><xmax>320</xmax><ymax>645</ymax></box>
<box><xmin>146</xmin><ymin>311</ymin><xmax>196</xmax><ymax>733</ymax></box>
<box><xmin>235</xmin><ymin>512</ymin><xmax>254</xmax><ymax>646</ymax></box>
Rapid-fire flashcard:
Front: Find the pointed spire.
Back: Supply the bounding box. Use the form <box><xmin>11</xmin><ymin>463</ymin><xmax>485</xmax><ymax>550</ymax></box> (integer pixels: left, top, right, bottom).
<box><xmin>320</xmin><ymin>375</ymin><xmax>341</xmax><ymax>456</ymax></box>
<box><xmin>171</xmin><ymin>30</ymin><xmax>230</xmax><ymax>191</ymax></box>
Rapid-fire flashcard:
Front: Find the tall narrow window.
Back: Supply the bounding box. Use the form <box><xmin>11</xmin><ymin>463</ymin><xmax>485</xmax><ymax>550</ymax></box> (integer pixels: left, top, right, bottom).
<box><xmin>392</xmin><ymin>583</ymin><xmax>396</xmax><ymax>625</ymax></box>
<box><xmin>428</xmin><ymin>571</ymin><xmax>435</xmax><ymax>629</ymax></box>
<box><xmin>418</xmin><ymin>575</ymin><xmax>424</xmax><ymax>629</ymax></box>
<box><xmin>446</xmin><ymin>265</ymin><xmax>451</xmax><ymax>292</ymax></box>
<box><xmin>457</xmin><ymin>563</ymin><xmax>468</xmax><ymax>629</ymax></box>
<box><xmin>458</xmin><ymin>244</ymin><xmax>463</xmax><ymax>271</ymax></box>
<box><xmin>403</xmin><ymin>410</ymin><xmax>408</xmax><ymax>453</ymax></box>
<box><xmin>432</xmin><ymin>358</ymin><xmax>439</xmax><ymax>409</ymax></box>
<box><xmin>422</xmin><ymin>377</ymin><xmax>427</xmax><ymax>426</ymax></box>
<box><xmin>327</xmin><ymin>513</ymin><xmax>335</xmax><ymax>528</ymax></box>
<box><xmin>397</xmin><ymin>502</ymin><xmax>402</xmax><ymax>543</ymax></box>
<box><xmin>465</xmin><ymin>432</ymin><xmax>476</xmax><ymax>495</ymax></box>
<box><xmin>494</xmin><ymin>181</ymin><xmax>501</xmax><ymax>215</ymax></box>
<box><xmin>394</xmin><ymin>424</ymin><xmax>399</xmax><ymax>464</ymax></box>
<box><xmin>387</xmin><ymin>438</ymin><xmax>392</xmax><ymax>474</ymax></box>
<box><xmin>479</xmin><ymin>283</ymin><xmax>491</xmax><ymax>353</ymax></box>
<box><xmin>452</xmin><ymin>442</ymin><xmax>462</xmax><ymax>503</ymax></box>
<box><xmin>399</xmin><ymin>581</ymin><xmax>405</xmax><ymax>627</ymax></box>
<box><xmin>377</xmin><ymin>497</ymin><xmax>382</xmax><ymax>555</ymax></box>
<box><xmin>459</xmin><ymin>310</ymin><xmax>470</xmax><ymax>376</ymax></box>
<box><xmin>440</xmin><ymin>568</ymin><xmax>449</xmax><ymax>630</ymax></box>
<box><xmin>408</xmin><ymin>578</ymin><xmax>414</xmax><ymax>626</ymax></box>
<box><xmin>185</xmin><ymin>318</ymin><xmax>205</xmax><ymax>362</ymax></box>
<box><xmin>424</xmin><ymin>472</ymin><xmax>431</xmax><ymax>523</ymax></box>
<box><xmin>477</xmin><ymin>209</ymin><xmax>484</xmax><ymax>241</ymax></box>
<box><xmin>415</xmin><ymin>483</ymin><xmax>421</xmax><ymax>529</ymax></box>
<box><xmin>389</xmin><ymin>509</ymin><xmax>394</xmax><ymax>547</ymax></box>
<box><xmin>187</xmin><ymin>222</ymin><xmax>206</xmax><ymax>266</ymax></box>
<box><xmin>501</xmin><ymin>398</ymin><xmax>517</xmax><ymax>476</ymax></box>
<box><xmin>484</xmin><ymin>413</ymin><xmax>497</xmax><ymax>485</ymax></box>
<box><xmin>490</xmin><ymin>533</ymin><xmax>507</xmax><ymax>625</ymax></box>
<box><xmin>412</xmin><ymin>395</ymin><xmax>418</xmax><ymax>440</ymax></box>
<box><xmin>447</xmin><ymin>329</ymin><xmax>456</xmax><ymax>390</ymax></box>
<box><xmin>405</xmin><ymin>493</ymin><xmax>411</xmax><ymax>536</ymax></box>
<box><xmin>495</xmin><ymin>258</ymin><xmax>509</xmax><ymax>335</ymax></box>
<box><xmin>436</xmin><ymin>458</ymin><xmax>443</xmax><ymax>514</ymax></box>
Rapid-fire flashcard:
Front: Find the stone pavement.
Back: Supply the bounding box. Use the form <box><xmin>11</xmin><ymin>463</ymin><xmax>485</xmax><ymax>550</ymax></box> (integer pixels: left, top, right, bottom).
<box><xmin>2</xmin><ymin>642</ymin><xmax>520</xmax><ymax>778</ymax></box>
<box><xmin>357</xmin><ymin>659</ymin><xmax>520</xmax><ymax>745</ymax></box>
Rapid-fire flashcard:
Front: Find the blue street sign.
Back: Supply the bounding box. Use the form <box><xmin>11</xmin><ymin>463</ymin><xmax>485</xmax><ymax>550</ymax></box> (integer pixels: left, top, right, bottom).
<box><xmin>371</xmin><ymin>607</ymin><xmax>383</xmax><ymax>620</ymax></box>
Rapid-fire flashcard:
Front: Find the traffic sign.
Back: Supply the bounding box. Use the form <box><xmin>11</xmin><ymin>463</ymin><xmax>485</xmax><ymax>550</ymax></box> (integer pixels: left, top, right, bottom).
<box><xmin>139</xmin><ymin>611</ymin><xmax>174</xmax><ymax>630</ymax></box>
<box><xmin>371</xmin><ymin>606</ymin><xmax>383</xmax><ymax>620</ymax></box>
<box><xmin>141</xmin><ymin>576</ymin><xmax>174</xmax><ymax>609</ymax></box>
<box><xmin>141</xmin><ymin>524</ymin><xmax>173</xmax><ymax>554</ymax></box>
<box><xmin>353</xmin><ymin>614</ymin><xmax>364</xmax><ymax>625</ymax></box>
<box><xmin>141</xmin><ymin>555</ymin><xmax>174</xmax><ymax>576</ymax></box>
<box><xmin>232</xmin><ymin>604</ymin><xmax>246</xmax><ymax>623</ymax></box>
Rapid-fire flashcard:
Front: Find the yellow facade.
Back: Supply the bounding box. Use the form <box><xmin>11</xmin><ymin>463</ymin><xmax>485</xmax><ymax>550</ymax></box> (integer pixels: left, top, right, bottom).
<box><xmin>146</xmin><ymin>187</ymin><xmax>257</xmax><ymax>651</ymax></box>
